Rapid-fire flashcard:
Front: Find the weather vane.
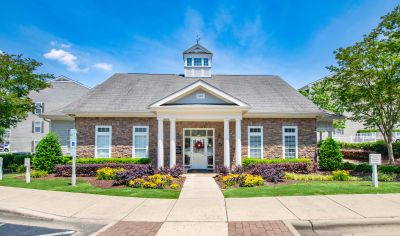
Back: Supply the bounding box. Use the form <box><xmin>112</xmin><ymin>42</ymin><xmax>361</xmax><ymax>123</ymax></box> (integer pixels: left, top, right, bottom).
<box><xmin>196</xmin><ymin>35</ymin><xmax>200</xmax><ymax>44</ymax></box>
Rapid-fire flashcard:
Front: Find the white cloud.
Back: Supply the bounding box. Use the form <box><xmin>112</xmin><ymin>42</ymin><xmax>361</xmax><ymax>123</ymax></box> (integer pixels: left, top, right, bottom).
<box><xmin>43</xmin><ymin>48</ymin><xmax>87</xmax><ymax>72</ymax></box>
<box><xmin>0</xmin><ymin>50</ymin><xmax>3</xmax><ymax>54</ymax></box>
<box><xmin>94</xmin><ymin>62</ymin><xmax>113</xmax><ymax>71</ymax></box>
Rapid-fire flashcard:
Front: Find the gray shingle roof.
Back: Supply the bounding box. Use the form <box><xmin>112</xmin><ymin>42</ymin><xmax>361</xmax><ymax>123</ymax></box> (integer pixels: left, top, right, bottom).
<box><xmin>183</xmin><ymin>43</ymin><xmax>213</xmax><ymax>55</ymax></box>
<box><xmin>61</xmin><ymin>73</ymin><xmax>325</xmax><ymax>115</ymax></box>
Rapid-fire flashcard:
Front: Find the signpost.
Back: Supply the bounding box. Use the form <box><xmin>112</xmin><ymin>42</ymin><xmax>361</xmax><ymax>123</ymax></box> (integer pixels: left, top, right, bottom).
<box><xmin>369</xmin><ymin>154</ymin><xmax>381</xmax><ymax>187</ymax></box>
<box><xmin>0</xmin><ymin>157</ymin><xmax>3</xmax><ymax>180</ymax></box>
<box><xmin>24</xmin><ymin>158</ymin><xmax>30</xmax><ymax>183</ymax></box>
<box><xmin>69</xmin><ymin>129</ymin><xmax>77</xmax><ymax>186</ymax></box>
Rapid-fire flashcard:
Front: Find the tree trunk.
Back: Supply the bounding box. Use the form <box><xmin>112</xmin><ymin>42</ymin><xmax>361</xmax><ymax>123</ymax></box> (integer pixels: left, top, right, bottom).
<box><xmin>387</xmin><ymin>142</ymin><xmax>396</xmax><ymax>164</ymax></box>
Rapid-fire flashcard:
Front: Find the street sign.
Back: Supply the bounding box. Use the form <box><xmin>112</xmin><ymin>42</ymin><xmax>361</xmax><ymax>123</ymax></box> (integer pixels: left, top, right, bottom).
<box><xmin>369</xmin><ymin>153</ymin><xmax>381</xmax><ymax>187</ymax></box>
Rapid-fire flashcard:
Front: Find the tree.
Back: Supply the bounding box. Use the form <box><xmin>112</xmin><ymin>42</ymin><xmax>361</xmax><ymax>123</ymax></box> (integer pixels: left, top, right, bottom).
<box><xmin>32</xmin><ymin>132</ymin><xmax>63</xmax><ymax>173</ymax></box>
<box><xmin>0</xmin><ymin>53</ymin><xmax>52</xmax><ymax>131</ymax></box>
<box><xmin>319</xmin><ymin>137</ymin><xmax>343</xmax><ymax>171</ymax></box>
<box><xmin>326</xmin><ymin>6</ymin><xmax>400</xmax><ymax>164</ymax></box>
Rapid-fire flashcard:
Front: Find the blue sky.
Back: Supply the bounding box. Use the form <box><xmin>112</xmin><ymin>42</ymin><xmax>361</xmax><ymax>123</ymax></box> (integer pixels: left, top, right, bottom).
<box><xmin>0</xmin><ymin>0</ymin><xmax>398</xmax><ymax>88</ymax></box>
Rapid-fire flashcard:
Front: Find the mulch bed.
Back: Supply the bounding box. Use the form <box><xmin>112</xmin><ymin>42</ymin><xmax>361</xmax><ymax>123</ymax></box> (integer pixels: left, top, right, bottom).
<box><xmin>213</xmin><ymin>175</ymin><xmax>294</xmax><ymax>190</ymax></box>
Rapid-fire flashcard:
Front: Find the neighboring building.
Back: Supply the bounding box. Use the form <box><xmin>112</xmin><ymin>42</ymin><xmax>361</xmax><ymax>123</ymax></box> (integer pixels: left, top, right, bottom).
<box><xmin>55</xmin><ymin>43</ymin><xmax>332</xmax><ymax>170</ymax></box>
<box><xmin>8</xmin><ymin>76</ymin><xmax>89</xmax><ymax>153</ymax></box>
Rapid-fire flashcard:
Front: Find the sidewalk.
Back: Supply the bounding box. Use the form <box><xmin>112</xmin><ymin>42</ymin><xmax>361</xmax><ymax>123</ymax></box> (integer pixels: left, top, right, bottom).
<box><xmin>1</xmin><ymin>175</ymin><xmax>400</xmax><ymax>235</ymax></box>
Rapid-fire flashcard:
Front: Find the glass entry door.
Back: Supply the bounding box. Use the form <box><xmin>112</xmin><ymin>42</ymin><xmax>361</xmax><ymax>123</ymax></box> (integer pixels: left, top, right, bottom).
<box><xmin>191</xmin><ymin>137</ymin><xmax>207</xmax><ymax>169</ymax></box>
<box><xmin>183</xmin><ymin>129</ymin><xmax>214</xmax><ymax>170</ymax></box>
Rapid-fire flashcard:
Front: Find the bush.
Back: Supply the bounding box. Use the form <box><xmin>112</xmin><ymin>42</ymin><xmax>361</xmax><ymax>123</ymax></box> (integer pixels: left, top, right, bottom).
<box><xmin>0</xmin><ymin>153</ymin><xmax>32</xmax><ymax>169</ymax></box>
<box><xmin>70</xmin><ymin>157</ymin><xmax>150</xmax><ymax>165</ymax></box>
<box><xmin>341</xmin><ymin>162</ymin><xmax>400</xmax><ymax>173</ymax></box>
<box><xmin>332</xmin><ymin>170</ymin><xmax>350</xmax><ymax>181</ymax></box>
<box><xmin>247</xmin><ymin>164</ymin><xmax>285</xmax><ymax>183</ymax></box>
<box><xmin>221</xmin><ymin>174</ymin><xmax>264</xmax><ymax>188</ymax></box>
<box><xmin>378</xmin><ymin>172</ymin><xmax>397</xmax><ymax>182</ymax></box>
<box><xmin>128</xmin><ymin>174</ymin><xmax>174</xmax><ymax>189</ymax></box>
<box><xmin>96</xmin><ymin>167</ymin><xmax>125</xmax><ymax>180</ymax></box>
<box><xmin>231</xmin><ymin>165</ymin><xmax>246</xmax><ymax>174</ymax></box>
<box><xmin>30</xmin><ymin>170</ymin><xmax>48</xmax><ymax>178</ymax></box>
<box><xmin>32</xmin><ymin>133</ymin><xmax>63</xmax><ymax>173</ymax></box>
<box><xmin>112</xmin><ymin>164</ymin><xmax>155</xmax><ymax>186</ymax></box>
<box><xmin>216</xmin><ymin>165</ymin><xmax>230</xmax><ymax>176</ymax></box>
<box><xmin>222</xmin><ymin>174</ymin><xmax>243</xmax><ymax>187</ymax></box>
<box><xmin>242</xmin><ymin>174</ymin><xmax>264</xmax><ymax>187</ymax></box>
<box><xmin>319</xmin><ymin>138</ymin><xmax>343</xmax><ymax>171</ymax></box>
<box><xmin>242</xmin><ymin>157</ymin><xmax>312</xmax><ymax>167</ymax></box>
<box><xmin>246</xmin><ymin>162</ymin><xmax>311</xmax><ymax>174</ymax></box>
<box><xmin>55</xmin><ymin>163</ymin><xmax>153</xmax><ymax>178</ymax></box>
<box><xmin>284</xmin><ymin>173</ymin><xmax>333</xmax><ymax>181</ymax></box>
<box><xmin>341</xmin><ymin>149</ymin><xmax>370</xmax><ymax>160</ymax></box>
<box><xmin>337</xmin><ymin>140</ymin><xmax>400</xmax><ymax>158</ymax></box>
<box><xmin>156</xmin><ymin>165</ymin><xmax>184</xmax><ymax>178</ymax></box>
<box><xmin>170</xmin><ymin>183</ymin><xmax>180</xmax><ymax>190</ymax></box>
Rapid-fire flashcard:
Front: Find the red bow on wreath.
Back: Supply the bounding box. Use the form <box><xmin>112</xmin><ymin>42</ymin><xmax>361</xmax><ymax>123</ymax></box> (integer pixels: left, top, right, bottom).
<box><xmin>195</xmin><ymin>140</ymin><xmax>204</xmax><ymax>150</ymax></box>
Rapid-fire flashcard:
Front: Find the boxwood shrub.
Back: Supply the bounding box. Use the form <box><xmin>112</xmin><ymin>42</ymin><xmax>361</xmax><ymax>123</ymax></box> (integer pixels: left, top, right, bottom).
<box><xmin>68</xmin><ymin>157</ymin><xmax>150</xmax><ymax>165</ymax></box>
<box><xmin>319</xmin><ymin>138</ymin><xmax>343</xmax><ymax>171</ymax></box>
<box><xmin>0</xmin><ymin>153</ymin><xmax>32</xmax><ymax>169</ymax></box>
<box><xmin>242</xmin><ymin>157</ymin><xmax>312</xmax><ymax>167</ymax></box>
<box><xmin>341</xmin><ymin>162</ymin><xmax>400</xmax><ymax>173</ymax></box>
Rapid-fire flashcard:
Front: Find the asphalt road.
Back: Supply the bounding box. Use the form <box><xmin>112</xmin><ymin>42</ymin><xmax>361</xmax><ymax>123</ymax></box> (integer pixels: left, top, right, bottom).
<box><xmin>0</xmin><ymin>211</ymin><xmax>107</xmax><ymax>236</ymax></box>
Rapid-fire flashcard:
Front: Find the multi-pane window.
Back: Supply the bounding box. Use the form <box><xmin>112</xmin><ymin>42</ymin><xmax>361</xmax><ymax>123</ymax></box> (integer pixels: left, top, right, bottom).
<box><xmin>96</xmin><ymin>126</ymin><xmax>112</xmax><ymax>158</ymax></box>
<box><xmin>133</xmin><ymin>126</ymin><xmax>149</xmax><ymax>158</ymax></box>
<box><xmin>34</xmin><ymin>121</ymin><xmax>42</xmax><ymax>133</ymax></box>
<box><xmin>333</xmin><ymin>128</ymin><xmax>344</xmax><ymax>135</ymax></box>
<box><xmin>248</xmin><ymin>127</ymin><xmax>263</xmax><ymax>158</ymax></box>
<box><xmin>194</xmin><ymin>58</ymin><xmax>202</xmax><ymax>66</ymax></box>
<box><xmin>34</xmin><ymin>102</ymin><xmax>43</xmax><ymax>114</ymax></box>
<box><xmin>203</xmin><ymin>58</ymin><xmax>209</xmax><ymax>66</ymax></box>
<box><xmin>186</xmin><ymin>58</ymin><xmax>192</xmax><ymax>66</ymax></box>
<box><xmin>283</xmin><ymin>126</ymin><xmax>298</xmax><ymax>159</ymax></box>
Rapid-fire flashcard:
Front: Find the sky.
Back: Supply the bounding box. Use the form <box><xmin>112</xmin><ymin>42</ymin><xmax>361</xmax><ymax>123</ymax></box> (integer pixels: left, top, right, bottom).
<box><xmin>0</xmin><ymin>0</ymin><xmax>398</xmax><ymax>89</ymax></box>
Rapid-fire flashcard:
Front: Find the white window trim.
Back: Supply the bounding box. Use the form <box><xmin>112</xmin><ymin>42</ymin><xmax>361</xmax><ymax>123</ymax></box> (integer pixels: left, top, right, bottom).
<box><xmin>248</xmin><ymin>126</ymin><xmax>263</xmax><ymax>158</ymax></box>
<box><xmin>95</xmin><ymin>125</ymin><xmax>112</xmax><ymax>158</ymax></box>
<box><xmin>132</xmin><ymin>126</ymin><xmax>149</xmax><ymax>158</ymax></box>
<box><xmin>34</xmin><ymin>102</ymin><xmax>43</xmax><ymax>114</ymax></box>
<box><xmin>34</xmin><ymin>121</ymin><xmax>42</xmax><ymax>133</ymax></box>
<box><xmin>282</xmin><ymin>126</ymin><xmax>298</xmax><ymax>159</ymax></box>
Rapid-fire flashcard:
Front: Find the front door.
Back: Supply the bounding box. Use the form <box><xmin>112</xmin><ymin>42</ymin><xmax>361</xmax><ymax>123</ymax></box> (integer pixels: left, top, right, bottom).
<box><xmin>191</xmin><ymin>137</ymin><xmax>207</xmax><ymax>169</ymax></box>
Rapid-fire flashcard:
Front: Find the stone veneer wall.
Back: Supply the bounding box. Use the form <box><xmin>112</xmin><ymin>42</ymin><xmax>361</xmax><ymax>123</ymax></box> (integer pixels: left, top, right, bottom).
<box><xmin>75</xmin><ymin>117</ymin><xmax>317</xmax><ymax>167</ymax></box>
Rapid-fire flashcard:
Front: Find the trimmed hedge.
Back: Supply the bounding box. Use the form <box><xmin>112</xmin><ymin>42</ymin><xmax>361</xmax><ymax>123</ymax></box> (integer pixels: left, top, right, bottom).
<box><xmin>337</xmin><ymin>140</ymin><xmax>400</xmax><ymax>158</ymax></box>
<box><xmin>68</xmin><ymin>157</ymin><xmax>150</xmax><ymax>165</ymax></box>
<box><xmin>341</xmin><ymin>149</ymin><xmax>371</xmax><ymax>160</ymax></box>
<box><xmin>242</xmin><ymin>157</ymin><xmax>312</xmax><ymax>167</ymax></box>
<box><xmin>54</xmin><ymin>163</ymin><xmax>153</xmax><ymax>177</ymax></box>
<box><xmin>0</xmin><ymin>153</ymin><xmax>32</xmax><ymax>169</ymax></box>
<box><xmin>319</xmin><ymin>138</ymin><xmax>343</xmax><ymax>171</ymax></box>
<box><xmin>246</xmin><ymin>162</ymin><xmax>312</xmax><ymax>174</ymax></box>
<box><xmin>341</xmin><ymin>162</ymin><xmax>400</xmax><ymax>173</ymax></box>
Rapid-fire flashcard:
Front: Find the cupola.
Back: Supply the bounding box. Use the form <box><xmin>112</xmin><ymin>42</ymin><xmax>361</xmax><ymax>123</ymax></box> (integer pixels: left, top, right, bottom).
<box><xmin>183</xmin><ymin>39</ymin><xmax>212</xmax><ymax>78</ymax></box>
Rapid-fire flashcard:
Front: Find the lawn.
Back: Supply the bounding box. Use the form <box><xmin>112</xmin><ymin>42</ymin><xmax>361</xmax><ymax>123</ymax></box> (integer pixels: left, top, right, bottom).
<box><xmin>223</xmin><ymin>181</ymin><xmax>400</xmax><ymax>198</ymax></box>
<box><xmin>0</xmin><ymin>174</ymin><xmax>180</xmax><ymax>199</ymax></box>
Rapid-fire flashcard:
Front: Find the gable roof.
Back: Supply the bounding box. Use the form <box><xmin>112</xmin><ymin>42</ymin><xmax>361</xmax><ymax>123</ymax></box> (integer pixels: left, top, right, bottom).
<box><xmin>60</xmin><ymin>73</ymin><xmax>326</xmax><ymax>116</ymax></box>
<box><xmin>183</xmin><ymin>43</ymin><xmax>213</xmax><ymax>55</ymax></box>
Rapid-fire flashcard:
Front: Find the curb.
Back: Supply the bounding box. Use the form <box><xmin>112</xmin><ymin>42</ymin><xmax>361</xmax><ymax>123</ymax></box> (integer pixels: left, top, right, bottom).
<box><xmin>282</xmin><ymin>220</ymin><xmax>301</xmax><ymax>236</ymax></box>
<box><xmin>0</xmin><ymin>208</ymin><xmax>65</xmax><ymax>221</ymax></box>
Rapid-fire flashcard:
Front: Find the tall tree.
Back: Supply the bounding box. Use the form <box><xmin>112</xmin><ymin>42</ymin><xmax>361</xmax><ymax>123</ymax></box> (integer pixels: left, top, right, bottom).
<box><xmin>327</xmin><ymin>6</ymin><xmax>400</xmax><ymax>164</ymax></box>
<box><xmin>0</xmin><ymin>53</ymin><xmax>53</xmax><ymax>131</ymax></box>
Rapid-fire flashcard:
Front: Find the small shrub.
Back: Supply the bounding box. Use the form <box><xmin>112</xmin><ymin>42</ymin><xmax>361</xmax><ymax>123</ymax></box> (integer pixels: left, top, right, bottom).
<box><xmin>112</xmin><ymin>164</ymin><xmax>155</xmax><ymax>186</ymax></box>
<box><xmin>378</xmin><ymin>172</ymin><xmax>397</xmax><ymax>182</ymax></box>
<box><xmin>32</xmin><ymin>132</ymin><xmax>63</xmax><ymax>173</ymax></box>
<box><xmin>216</xmin><ymin>165</ymin><xmax>230</xmax><ymax>176</ymax></box>
<box><xmin>30</xmin><ymin>170</ymin><xmax>48</xmax><ymax>178</ymax></box>
<box><xmin>222</xmin><ymin>174</ymin><xmax>243</xmax><ymax>187</ymax></box>
<box><xmin>332</xmin><ymin>170</ymin><xmax>350</xmax><ymax>181</ymax></box>
<box><xmin>341</xmin><ymin>149</ymin><xmax>370</xmax><ymax>161</ymax></box>
<box><xmin>242</xmin><ymin>174</ymin><xmax>264</xmax><ymax>187</ymax></box>
<box><xmin>96</xmin><ymin>167</ymin><xmax>125</xmax><ymax>180</ymax></box>
<box><xmin>71</xmin><ymin>157</ymin><xmax>150</xmax><ymax>165</ymax></box>
<box><xmin>247</xmin><ymin>164</ymin><xmax>285</xmax><ymax>183</ymax></box>
<box><xmin>284</xmin><ymin>173</ymin><xmax>334</xmax><ymax>181</ymax></box>
<box><xmin>0</xmin><ymin>153</ymin><xmax>32</xmax><ymax>169</ymax></box>
<box><xmin>242</xmin><ymin>157</ymin><xmax>312</xmax><ymax>168</ymax></box>
<box><xmin>341</xmin><ymin>162</ymin><xmax>356</xmax><ymax>170</ymax></box>
<box><xmin>156</xmin><ymin>165</ymin><xmax>184</xmax><ymax>178</ymax></box>
<box><xmin>231</xmin><ymin>165</ymin><xmax>245</xmax><ymax>174</ymax></box>
<box><xmin>128</xmin><ymin>174</ymin><xmax>174</xmax><ymax>189</ymax></box>
<box><xmin>170</xmin><ymin>183</ymin><xmax>180</xmax><ymax>190</ymax></box>
<box><xmin>319</xmin><ymin>138</ymin><xmax>343</xmax><ymax>171</ymax></box>
<box><xmin>128</xmin><ymin>178</ymin><xmax>145</xmax><ymax>188</ymax></box>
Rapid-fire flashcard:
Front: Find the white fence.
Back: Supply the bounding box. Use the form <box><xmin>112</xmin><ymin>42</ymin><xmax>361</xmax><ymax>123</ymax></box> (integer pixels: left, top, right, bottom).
<box><xmin>333</xmin><ymin>132</ymin><xmax>400</xmax><ymax>143</ymax></box>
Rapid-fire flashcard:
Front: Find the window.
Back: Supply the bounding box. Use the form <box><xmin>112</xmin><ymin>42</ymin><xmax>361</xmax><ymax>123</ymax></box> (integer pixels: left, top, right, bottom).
<box><xmin>194</xmin><ymin>58</ymin><xmax>202</xmax><ymax>66</ymax></box>
<box><xmin>248</xmin><ymin>126</ymin><xmax>263</xmax><ymax>158</ymax></box>
<box><xmin>283</xmin><ymin>126</ymin><xmax>298</xmax><ymax>159</ymax></box>
<box><xmin>95</xmin><ymin>126</ymin><xmax>112</xmax><ymax>158</ymax></box>
<box><xmin>34</xmin><ymin>102</ymin><xmax>43</xmax><ymax>114</ymax></box>
<box><xmin>203</xmin><ymin>58</ymin><xmax>209</xmax><ymax>66</ymax></box>
<box><xmin>333</xmin><ymin>128</ymin><xmax>344</xmax><ymax>135</ymax></box>
<box><xmin>186</xmin><ymin>58</ymin><xmax>192</xmax><ymax>66</ymax></box>
<box><xmin>34</xmin><ymin>121</ymin><xmax>42</xmax><ymax>133</ymax></box>
<box><xmin>133</xmin><ymin>126</ymin><xmax>149</xmax><ymax>158</ymax></box>
<box><xmin>196</xmin><ymin>93</ymin><xmax>205</xmax><ymax>99</ymax></box>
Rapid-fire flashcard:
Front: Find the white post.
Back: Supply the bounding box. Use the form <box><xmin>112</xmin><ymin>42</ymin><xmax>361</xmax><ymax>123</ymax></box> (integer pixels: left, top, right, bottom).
<box><xmin>224</xmin><ymin>119</ymin><xmax>230</xmax><ymax>169</ymax></box>
<box><xmin>0</xmin><ymin>157</ymin><xmax>3</xmax><ymax>180</ymax></box>
<box><xmin>157</xmin><ymin>118</ymin><xmax>164</xmax><ymax>168</ymax></box>
<box><xmin>369</xmin><ymin>154</ymin><xmax>381</xmax><ymax>188</ymax></box>
<box><xmin>24</xmin><ymin>158</ymin><xmax>30</xmax><ymax>183</ymax></box>
<box><xmin>235</xmin><ymin>118</ymin><xmax>242</xmax><ymax>166</ymax></box>
<box><xmin>169</xmin><ymin>118</ymin><xmax>176</xmax><ymax>168</ymax></box>
<box><xmin>372</xmin><ymin>165</ymin><xmax>378</xmax><ymax>187</ymax></box>
<box><xmin>69</xmin><ymin>129</ymin><xmax>77</xmax><ymax>186</ymax></box>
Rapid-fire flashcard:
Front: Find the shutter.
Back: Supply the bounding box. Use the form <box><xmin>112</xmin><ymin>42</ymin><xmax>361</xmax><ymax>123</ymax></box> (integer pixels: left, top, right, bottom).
<box><xmin>41</xmin><ymin>121</ymin><xmax>44</xmax><ymax>133</ymax></box>
<box><xmin>32</xmin><ymin>121</ymin><xmax>34</xmax><ymax>133</ymax></box>
<box><xmin>41</xmin><ymin>103</ymin><xmax>44</xmax><ymax>113</ymax></box>
<box><xmin>31</xmin><ymin>141</ymin><xmax>34</xmax><ymax>152</ymax></box>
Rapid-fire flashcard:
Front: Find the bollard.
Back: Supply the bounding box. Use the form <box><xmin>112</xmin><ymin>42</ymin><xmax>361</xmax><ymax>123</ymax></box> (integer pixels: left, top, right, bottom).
<box><xmin>0</xmin><ymin>157</ymin><xmax>3</xmax><ymax>180</ymax></box>
<box><xmin>24</xmin><ymin>158</ymin><xmax>30</xmax><ymax>183</ymax></box>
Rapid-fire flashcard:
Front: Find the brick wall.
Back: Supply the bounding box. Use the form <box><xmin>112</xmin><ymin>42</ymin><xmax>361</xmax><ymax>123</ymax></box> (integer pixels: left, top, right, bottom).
<box><xmin>75</xmin><ymin>117</ymin><xmax>317</xmax><ymax>167</ymax></box>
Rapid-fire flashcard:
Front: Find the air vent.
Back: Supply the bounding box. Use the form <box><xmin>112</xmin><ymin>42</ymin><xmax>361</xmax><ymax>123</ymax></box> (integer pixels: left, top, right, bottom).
<box><xmin>196</xmin><ymin>93</ymin><xmax>205</xmax><ymax>99</ymax></box>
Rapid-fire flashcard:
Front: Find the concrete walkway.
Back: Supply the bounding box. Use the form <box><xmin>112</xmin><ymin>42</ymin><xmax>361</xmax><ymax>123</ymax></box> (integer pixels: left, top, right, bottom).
<box><xmin>2</xmin><ymin>175</ymin><xmax>400</xmax><ymax>235</ymax></box>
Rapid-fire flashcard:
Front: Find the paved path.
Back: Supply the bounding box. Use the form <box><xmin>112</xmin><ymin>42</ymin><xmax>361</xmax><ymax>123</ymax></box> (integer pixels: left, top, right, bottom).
<box><xmin>2</xmin><ymin>175</ymin><xmax>400</xmax><ymax>235</ymax></box>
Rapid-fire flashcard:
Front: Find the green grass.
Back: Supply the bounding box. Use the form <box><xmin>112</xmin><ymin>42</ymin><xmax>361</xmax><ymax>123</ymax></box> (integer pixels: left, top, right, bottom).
<box><xmin>223</xmin><ymin>181</ymin><xmax>400</xmax><ymax>198</ymax></box>
<box><xmin>0</xmin><ymin>174</ymin><xmax>179</xmax><ymax>199</ymax></box>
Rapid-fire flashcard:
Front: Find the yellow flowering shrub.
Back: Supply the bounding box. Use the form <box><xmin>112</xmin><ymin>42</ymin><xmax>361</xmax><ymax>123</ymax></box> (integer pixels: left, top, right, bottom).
<box><xmin>128</xmin><ymin>174</ymin><xmax>176</xmax><ymax>189</ymax></box>
<box><xmin>170</xmin><ymin>183</ymin><xmax>180</xmax><ymax>190</ymax></box>
<box><xmin>243</xmin><ymin>174</ymin><xmax>264</xmax><ymax>187</ymax></box>
<box><xmin>96</xmin><ymin>167</ymin><xmax>125</xmax><ymax>180</ymax></box>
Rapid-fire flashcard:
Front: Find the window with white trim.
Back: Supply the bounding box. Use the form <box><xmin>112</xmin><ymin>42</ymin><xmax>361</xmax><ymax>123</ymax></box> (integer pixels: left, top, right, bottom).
<box><xmin>133</xmin><ymin>126</ymin><xmax>149</xmax><ymax>158</ymax></box>
<box><xmin>194</xmin><ymin>58</ymin><xmax>202</xmax><ymax>66</ymax></box>
<box><xmin>34</xmin><ymin>121</ymin><xmax>42</xmax><ymax>133</ymax></box>
<box><xmin>203</xmin><ymin>58</ymin><xmax>209</xmax><ymax>66</ymax></box>
<box><xmin>34</xmin><ymin>102</ymin><xmax>43</xmax><ymax>114</ymax></box>
<box><xmin>186</xmin><ymin>58</ymin><xmax>192</xmax><ymax>66</ymax></box>
<box><xmin>283</xmin><ymin>126</ymin><xmax>298</xmax><ymax>158</ymax></box>
<box><xmin>95</xmin><ymin>126</ymin><xmax>112</xmax><ymax>158</ymax></box>
<box><xmin>248</xmin><ymin>126</ymin><xmax>263</xmax><ymax>158</ymax></box>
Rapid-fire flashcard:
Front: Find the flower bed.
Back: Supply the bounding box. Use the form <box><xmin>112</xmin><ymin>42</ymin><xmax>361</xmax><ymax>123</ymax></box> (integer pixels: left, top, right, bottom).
<box><xmin>54</xmin><ymin>164</ymin><xmax>154</xmax><ymax>177</ymax></box>
<box><xmin>68</xmin><ymin>157</ymin><xmax>150</xmax><ymax>165</ymax></box>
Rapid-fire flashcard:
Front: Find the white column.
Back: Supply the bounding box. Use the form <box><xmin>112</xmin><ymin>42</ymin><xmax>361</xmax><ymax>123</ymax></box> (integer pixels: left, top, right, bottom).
<box><xmin>169</xmin><ymin>118</ymin><xmax>176</xmax><ymax>168</ymax></box>
<box><xmin>235</xmin><ymin>118</ymin><xmax>242</xmax><ymax>166</ymax></box>
<box><xmin>157</xmin><ymin>118</ymin><xmax>164</xmax><ymax>168</ymax></box>
<box><xmin>224</xmin><ymin>118</ymin><xmax>230</xmax><ymax>169</ymax></box>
